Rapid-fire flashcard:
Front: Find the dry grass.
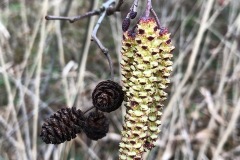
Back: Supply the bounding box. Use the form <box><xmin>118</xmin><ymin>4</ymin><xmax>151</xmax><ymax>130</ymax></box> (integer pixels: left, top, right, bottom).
<box><xmin>0</xmin><ymin>0</ymin><xmax>240</xmax><ymax>160</ymax></box>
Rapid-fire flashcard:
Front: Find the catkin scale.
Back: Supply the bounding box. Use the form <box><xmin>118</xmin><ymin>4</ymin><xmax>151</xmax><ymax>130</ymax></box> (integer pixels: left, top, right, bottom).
<box><xmin>119</xmin><ymin>17</ymin><xmax>174</xmax><ymax>159</ymax></box>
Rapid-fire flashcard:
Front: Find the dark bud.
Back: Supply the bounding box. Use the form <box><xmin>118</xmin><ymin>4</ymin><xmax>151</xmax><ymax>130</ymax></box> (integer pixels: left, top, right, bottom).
<box><xmin>122</xmin><ymin>17</ymin><xmax>130</xmax><ymax>32</ymax></box>
<box><xmin>40</xmin><ymin>107</ymin><xmax>85</xmax><ymax>144</ymax></box>
<box><xmin>160</xmin><ymin>27</ymin><xmax>168</xmax><ymax>36</ymax></box>
<box><xmin>127</xmin><ymin>30</ymin><xmax>136</xmax><ymax>38</ymax></box>
<box><xmin>92</xmin><ymin>80</ymin><xmax>124</xmax><ymax>113</ymax></box>
<box><xmin>83</xmin><ymin>111</ymin><xmax>109</xmax><ymax>140</ymax></box>
<box><xmin>130</xmin><ymin>11</ymin><xmax>137</xmax><ymax>19</ymax></box>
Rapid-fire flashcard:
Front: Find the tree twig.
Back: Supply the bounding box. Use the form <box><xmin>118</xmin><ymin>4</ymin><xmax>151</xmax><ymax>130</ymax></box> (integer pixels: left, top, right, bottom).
<box><xmin>145</xmin><ymin>0</ymin><xmax>152</xmax><ymax>17</ymax></box>
<box><xmin>106</xmin><ymin>0</ymin><xmax>125</xmax><ymax>15</ymax></box>
<box><xmin>150</xmin><ymin>7</ymin><xmax>161</xmax><ymax>28</ymax></box>
<box><xmin>45</xmin><ymin>8</ymin><xmax>104</xmax><ymax>23</ymax></box>
<box><xmin>91</xmin><ymin>11</ymin><xmax>114</xmax><ymax>80</ymax></box>
<box><xmin>45</xmin><ymin>0</ymin><xmax>119</xmax><ymax>80</ymax></box>
<box><xmin>83</xmin><ymin>106</ymin><xmax>96</xmax><ymax>114</ymax></box>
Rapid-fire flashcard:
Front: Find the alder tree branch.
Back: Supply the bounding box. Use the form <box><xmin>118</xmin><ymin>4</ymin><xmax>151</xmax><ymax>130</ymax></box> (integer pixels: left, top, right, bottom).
<box><xmin>45</xmin><ymin>8</ymin><xmax>104</xmax><ymax>23</ymax></box>
<box><xmin>106</xmin><ymin>0</ymin><xmax>124</xmax><ymax>15</ymax></box>
<box><xmin>145</xmin><ymin>0</ymin><xmax>152</xmax><ymax>17</ymax></box>
<box><xmin>45</xmin><ymin>0</ymin><xmax>125</xmax><ymax>80</ymax></box>
<box><xmin>91</xmin><ymin>11</ymin><xmax>114</xmax><ymax>80</ymax></box>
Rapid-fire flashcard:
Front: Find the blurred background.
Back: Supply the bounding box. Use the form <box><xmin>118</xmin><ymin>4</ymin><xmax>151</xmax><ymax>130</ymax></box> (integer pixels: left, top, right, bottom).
<box><xmin>0</xmin><ymin>0</ymin><xmax>240</xmax><ymax>159</ymax></box>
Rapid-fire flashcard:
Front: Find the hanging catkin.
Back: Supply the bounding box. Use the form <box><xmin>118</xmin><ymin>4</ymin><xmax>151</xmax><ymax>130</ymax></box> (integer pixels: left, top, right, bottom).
<box><xmin>119</xmin><ymin>17</ymin><xmax>174</xmax><ymax>159</ymax></box>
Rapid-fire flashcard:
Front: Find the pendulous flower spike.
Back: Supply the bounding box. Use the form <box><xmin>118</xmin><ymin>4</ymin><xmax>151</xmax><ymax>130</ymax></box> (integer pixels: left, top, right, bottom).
<box><xmin>119</xmin><ymin>16</ymin><xmax>174</xmax><ymax>159</ymax></box>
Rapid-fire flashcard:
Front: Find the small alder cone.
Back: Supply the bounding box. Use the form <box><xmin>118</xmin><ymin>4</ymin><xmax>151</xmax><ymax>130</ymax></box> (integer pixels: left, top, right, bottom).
<box><xmin>92</xmin><ymin>80</ymin><xmax>124</xmax><ymax>113</ymax></box>
<box><xmin>83</xmin><ymin>111</ymin><xmax>109</xmax><ymax>140</ymax></box>
<box><xmin>119</xmin><ymin>17</ymin><xmax>174</xmax><ymax>159</ymax></box>
<box><xmin>40</xmin><ymin>107</ymin><xmax>85</xmax><ymax>144</ymax></box>
<box><xmin>122</xmin><ymin>18</ymin><xmax>131</xmax><ymax>32</ymax></box>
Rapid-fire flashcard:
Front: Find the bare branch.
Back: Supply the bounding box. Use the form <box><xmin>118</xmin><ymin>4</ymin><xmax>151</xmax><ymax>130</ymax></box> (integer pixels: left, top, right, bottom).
<box><xmin>91</xmin><ymin>11</ymin><xmax>114</xmax><ymax>80</ymax></box>
<box><xmin>145</xmin><ymin>0</ymin><xmax>152</xmax><ymax>17</ymax></box>
<box><xmin>45</xmin><ymin>0</ymin><xmax>118</xmax><ymax>80</ymax></box>
<box><xmin>106</xmin><ymin>0</ymin><xmax>125</xmax><ymax>15</ymax></box>
<box><xmin>45</xmin><ymin>8</ymin><xmax>104</xmax><ymax>23</ymax></box>
<box><xmin>150</xmin><ymin>8</ymin><xmax>161</xmax><ymax>28</ymax></box>
<box><xmin>115</xmin><ymin>0</ymin><xmax>124</xmax><ymax>11</ymax></box>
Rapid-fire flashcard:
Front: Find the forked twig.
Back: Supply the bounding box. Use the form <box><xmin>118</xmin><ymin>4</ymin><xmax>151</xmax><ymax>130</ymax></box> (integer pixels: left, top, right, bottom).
<box><xmin>106</xmin><ymin>0</ymin><xmax>125</xmax><ymax>15</ymax></box>
<box><xmin>45</xmin><ymin>0</ymin><xmax>122</xmax><ymax>80</ymax></box>
<box><xmin>91</xmin><ymin>11</ymin><xmax>114</xmax><ymax>80</ymax></box>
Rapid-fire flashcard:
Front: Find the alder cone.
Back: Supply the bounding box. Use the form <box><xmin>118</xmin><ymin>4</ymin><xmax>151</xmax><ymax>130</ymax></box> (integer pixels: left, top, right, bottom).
<box><xmin>83</xmin><ymin>111</ymin><xmax>109</xmax><ymax>140</ymax></box>
<box><xmin>92</xmin><ymin>80</ymin><xmax>124</xmax><ymax>113</ymax></box>
<box><xmin>40</xmin><ymin>107</ymin><xmax>85</xmax><ymax>144</ymax></box>
<box><xmin>122</xmin><ymin>17</ymin><xmax>131</xmax><ymax>32</ymax></box>
<box><xmin>130</xmin><ymin>11</ymin><xmax>137</xmax><ymax>19</ymax></box>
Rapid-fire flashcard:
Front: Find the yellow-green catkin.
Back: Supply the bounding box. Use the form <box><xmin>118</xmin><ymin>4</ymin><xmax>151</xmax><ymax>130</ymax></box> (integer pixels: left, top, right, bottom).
<box><xmin>119</xmin><ymin>17</ymin><xmax>174</xmax><ymax>159</ymax></box>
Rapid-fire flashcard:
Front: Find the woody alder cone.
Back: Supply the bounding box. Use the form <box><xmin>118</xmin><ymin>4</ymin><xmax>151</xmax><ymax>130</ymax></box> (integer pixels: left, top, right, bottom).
<box><xmin>92</xmin><ymin>80</ymin><xmax>124</xmax><ymax>113</ymax></box>
<box><xmin>83</xmin><ymin>111</ymin><xmax>109</xmax><ymax>140</ymax></box>
<box><xmin>40</xmin><ymin>107</ymin><xmax>85</xmax><ymax>144</ymax></box>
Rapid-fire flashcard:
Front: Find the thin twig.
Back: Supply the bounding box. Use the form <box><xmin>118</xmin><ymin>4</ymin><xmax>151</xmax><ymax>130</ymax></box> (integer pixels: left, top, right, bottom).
<box><xmin>115</xmin><ymin>0</ymin><xmax>124</xmax><ymax>11</ymax></box>
<box><xmin>45</xmin><ymin>8</ymin><xmax>104</xmax><ymax>23</ymax></box>
<box><xmin>83</xmin><ymin>106</ymin><xmax>96</xmax><ymax>114</ymax></box>
<box><xmin>106</xmin><ymin>0</ymin><xmax>125</xmax><ymax>15</ymax></box>
<box><xmin>131</xmin><ymin>0</ymin><xmax>138</xmax><ymax>13</ymax></box>
<box><xmin>150</xmin><ymin>8</ymin><xmax>161</xmax><ymax>28</ymax></box>
<box><xmin>45</xmin><ymin>0</ymin><xmax>116</xmax><ymax>81</ymax></box>
<box><xmin>61</xmin><ymin>0</ymin><xmax>73</xmax><ymax>27</ymax></box>
<box><xmin>91</xmin><ymin>10</ymin><xmax>114</xmax><ymax>80</ymax></box>
<box><xmin>124</xmin><ymin>0</ymin><xmax>138</xmax><ymax>19</ymax></box>
<box><xmin>145</xmin><ymin>0</ymin><xmax>152</xmax><ymax>17</ymax></box>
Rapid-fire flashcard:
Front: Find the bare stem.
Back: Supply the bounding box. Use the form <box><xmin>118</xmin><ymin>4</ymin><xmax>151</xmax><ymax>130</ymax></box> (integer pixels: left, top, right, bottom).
<box><xmin>132</xmin><ymin>0</ymin><xmax>139</xmax><ymax>12</ymax></box>
<box><xmin>126</xmin><ymin>0</ymin><xmax>138</xmax><ymax>19</ymax></box>
<box><xmin>106</xmin><ymin>0</ymin><xmax>125</xmax><ymax>15</ymax></box>
<box><xmin>83</xmin><ymin>106</ymin><xmax>96</xmax><ymax>114</ymax></box>
<box><xmin>45</xmin><ymin>8</ymin><xmax>103</xmax><ymax>23</ymax></box>
<box><xmin>115</xmin><ymin>0</ymin><xmax>124</xmax><ymax>11</ymax></box>
<box><xmin>150</xmin><ymin>8</ymin><xmax>161</xmax><ymax>28</ymax></box>
<box><xmin>145</xmin><ymin>0</ymin><xmax>152</xmax><ymax>17</ymax></box>
<box><xmin>91</xmin><ymin>11</ymin><xmax>114</xmax><ymax>80</ymax></box>
<box><xmin>45</xmin><ymin>0</ymin><xmax>116</xmax><ymax>80</ymax></box>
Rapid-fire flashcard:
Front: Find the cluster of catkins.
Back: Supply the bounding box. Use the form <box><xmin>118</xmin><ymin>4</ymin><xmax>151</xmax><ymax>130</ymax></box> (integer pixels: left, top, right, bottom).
<box><xmin>40</xmin><ymin>80</ymin><xmax>124</xmax><ymax>144</ymax></box>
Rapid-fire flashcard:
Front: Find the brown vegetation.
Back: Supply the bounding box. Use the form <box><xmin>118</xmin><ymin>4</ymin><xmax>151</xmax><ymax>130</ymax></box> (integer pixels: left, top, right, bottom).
<box><xmin>0</xmin><ymin>0</ymin><xmax>239</xmax><ymax>159</ymax></box>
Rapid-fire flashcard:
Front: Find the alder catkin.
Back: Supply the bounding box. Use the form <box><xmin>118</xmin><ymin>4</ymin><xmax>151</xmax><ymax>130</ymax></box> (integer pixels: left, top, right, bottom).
<box><xmin>119</xmin><ymin>17</ymin><xmax>174</xmax><ymax>159</ymax></box>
